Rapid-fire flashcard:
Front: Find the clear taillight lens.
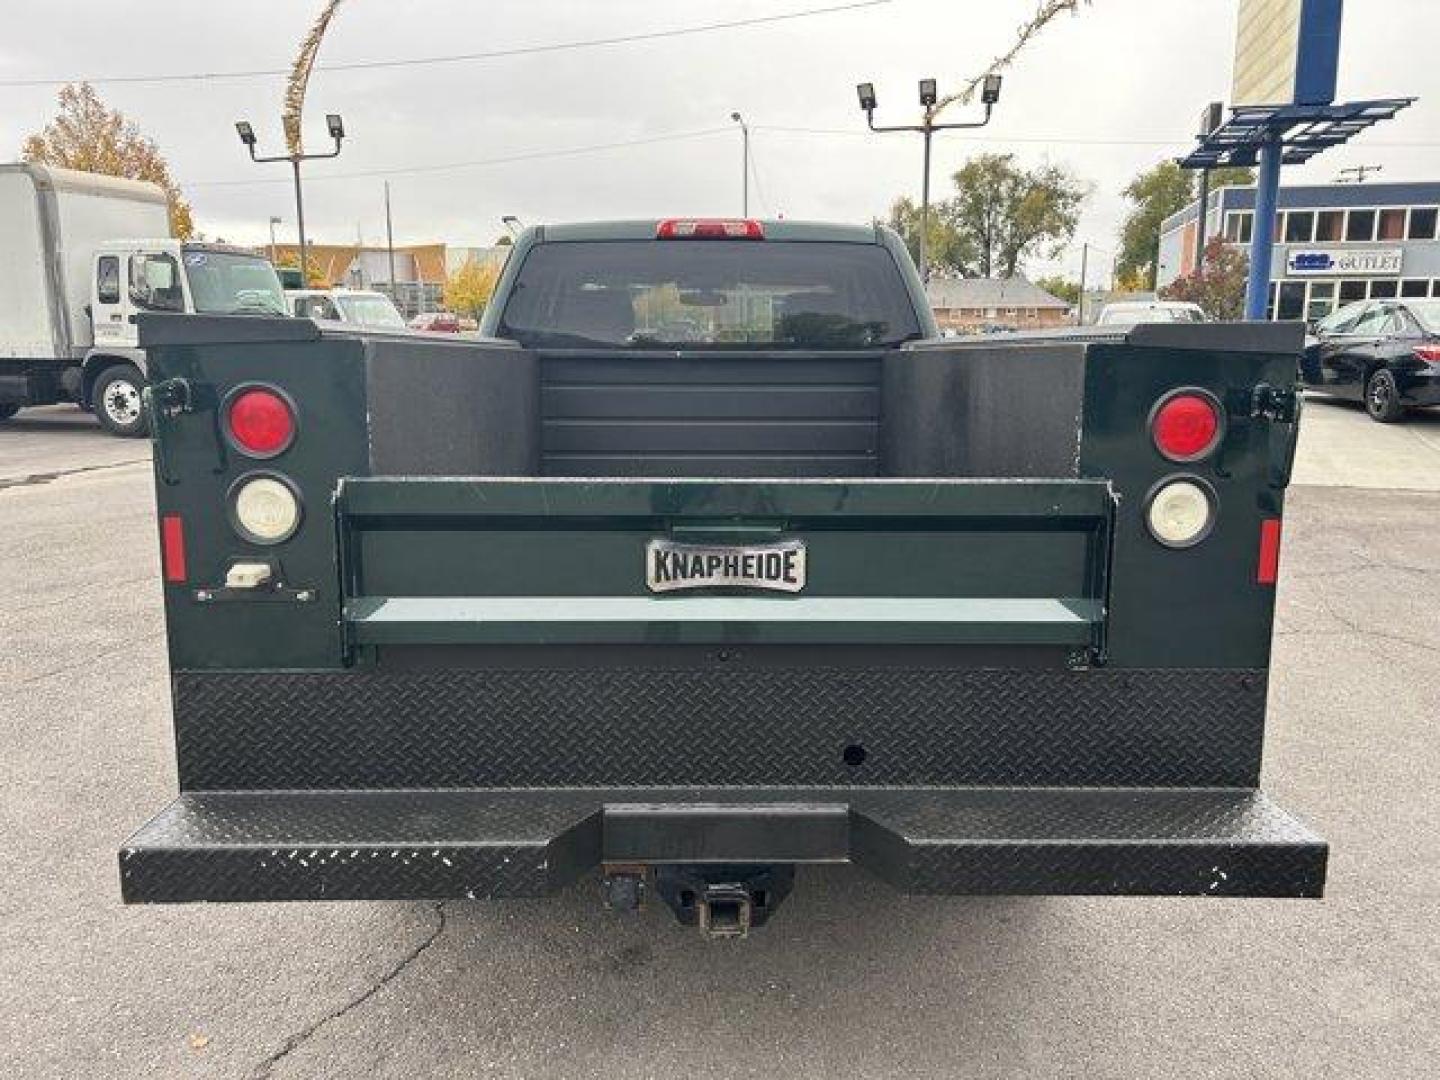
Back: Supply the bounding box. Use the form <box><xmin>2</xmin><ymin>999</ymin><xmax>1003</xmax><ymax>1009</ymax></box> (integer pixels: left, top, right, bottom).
<box><xmin>1146</xmin><ymin>478</ymin><xmax>1216</xmax><ymax>548</ymax></box>
<box><xmin>230</xmin><ymin>475</ymin><xmax>302</xmax><ymax>544</ymax></box>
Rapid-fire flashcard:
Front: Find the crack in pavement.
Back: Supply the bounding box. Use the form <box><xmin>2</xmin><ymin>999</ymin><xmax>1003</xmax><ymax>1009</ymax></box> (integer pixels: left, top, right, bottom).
<box><xmin>0</xmin><ymin>457</ymin><xmax>150</xmax><ymax>492</ymax></box>
<box><xmin>12</xmin><ymin>638</ymin><xmax>150</xmax><ymax>686</ymax></box>
<box><xmin>251</xmin><ymin>902</ymin><xmax>448</xmax><ymax>1079</ymax></box>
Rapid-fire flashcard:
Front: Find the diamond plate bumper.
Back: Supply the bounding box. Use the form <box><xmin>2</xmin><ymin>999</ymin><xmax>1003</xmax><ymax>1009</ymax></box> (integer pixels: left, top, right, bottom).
<box><xmin>119</xmin><ymin>787</ymin><xmax>1326</xmax><ymax>903</ymax></box>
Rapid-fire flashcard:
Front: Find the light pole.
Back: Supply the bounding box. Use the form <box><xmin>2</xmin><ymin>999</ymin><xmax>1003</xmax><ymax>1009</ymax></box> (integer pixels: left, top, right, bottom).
<box><xmin>235</xmin><ymin>113</ymin><xmax>345</xmax><ymax>284</ymax></box>
<box><xmin>730</xmin><ymin>111</ymin><xmax>750</xmax><ymax>217</ymax></box>
<box><xmin>267</xmin><ymin>216</ymin><xmax>282</xmax><ymax>263</ymax></box>
<box><xmin>857</xmin><ymin>75</ymin><xmax>1002</xmax><ymax>282</ymax></box>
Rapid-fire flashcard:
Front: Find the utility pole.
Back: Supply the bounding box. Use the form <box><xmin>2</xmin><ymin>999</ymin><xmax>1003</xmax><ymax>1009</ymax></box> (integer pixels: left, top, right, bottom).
<box><xmin>384</xmin><ymin>181</ymin><xmax>397</xmax><ymax>303</ymax></box>
<box><xmin>857</xmin><ymin>75</ymin><xmax>1003</xmax><ymax>283</ymax></box>
<box><xmin>1194</xmin><ymin>104</ymin><xmax>1224</xmax><ymax>279</ymax></box>
<box><xmin>730</xmin><ymin>112</ymin><xmax>750</xmax><ymax>217</ymax></box>
<box><xmin>1078</xmin><ymin>242</ymin><xmax>1089</xmax><ymax>325</ymax></box>
<box><xmin>235</xmin><ymin>114</ymin><xmax>346</xmax><ymax>284</ymax></box>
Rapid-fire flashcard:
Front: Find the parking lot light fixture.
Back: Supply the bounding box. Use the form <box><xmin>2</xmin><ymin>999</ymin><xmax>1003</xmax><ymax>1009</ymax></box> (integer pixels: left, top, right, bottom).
<box><xmin>236</xmin><ymin>115</ymin><xmax>347</xmax><ymax>285</ymax></box>
<box><xmin>858</xmin><ymin>76</ymin><xmax>1003</xmax><ymax>283</ymax></box>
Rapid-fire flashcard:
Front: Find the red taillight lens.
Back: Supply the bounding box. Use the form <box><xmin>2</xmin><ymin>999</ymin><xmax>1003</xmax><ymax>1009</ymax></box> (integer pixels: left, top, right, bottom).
<box><xmin>1413</xmin><ymin>344</ymin><xmax>1440</xmax><ymax>364</ymax></box>
<box><xmin>1151</xmin><ymin>390</ymin><xmax>1222</xmax><ymax>462</ymax></box>
<box><xmin>656</xmin><ymin>218</ymin><xmax>764</xmax><ymax>240</ymax></box>
<box><xmin>226</xmin><ymin>387</ymin><xmax>295</xmax><ymax>458</ymax></box>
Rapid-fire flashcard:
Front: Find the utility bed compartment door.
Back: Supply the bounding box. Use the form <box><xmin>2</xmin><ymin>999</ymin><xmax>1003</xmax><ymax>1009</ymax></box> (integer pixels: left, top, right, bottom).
<box><xmin>337</xmin><ymin>478</ymin><xmax>1114</xmax><ymax>649</ymax></box>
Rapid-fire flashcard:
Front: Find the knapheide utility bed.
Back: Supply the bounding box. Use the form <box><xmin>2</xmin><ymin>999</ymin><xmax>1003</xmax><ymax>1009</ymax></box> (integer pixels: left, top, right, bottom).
<box><xmin>121</xmin><ymin>219</ymin><xmax>1323</xmax><ymax>935</ymax></box>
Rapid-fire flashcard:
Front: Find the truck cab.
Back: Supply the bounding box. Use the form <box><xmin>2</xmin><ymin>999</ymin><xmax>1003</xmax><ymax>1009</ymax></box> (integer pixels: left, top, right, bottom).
<box><xmin>83</xmin><ymin>241</ymin><xmax>286</xmax><ymax>435</ymax></box>
<box><xmin>287</xmin><ymin>288</ymin><xmax>407</xmax><ymax>330</ymax></box>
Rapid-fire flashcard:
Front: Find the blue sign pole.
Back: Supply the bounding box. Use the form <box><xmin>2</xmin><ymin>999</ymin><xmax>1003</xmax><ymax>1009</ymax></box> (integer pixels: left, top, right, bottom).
<box><xmin>1244</xmin><ymin>134</ymin><xmax>1284</xmax><ymax>321</ymax></box>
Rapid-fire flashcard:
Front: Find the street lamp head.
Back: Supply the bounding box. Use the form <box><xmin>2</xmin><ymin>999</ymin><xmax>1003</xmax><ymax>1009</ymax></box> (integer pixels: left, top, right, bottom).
<box><xmin>502</xmin><ymin>215</ymin><xmax>520</xmax><ymax>226</ymax></box>
<box><xmin>919</xmin><ymin>78</ymin><xmax>937</xmax><ymax>108</ymax></box>
<box><xmin>731</xmin><ymin>111</ymin><xmax>742</xmax><ymax>123</ymax></box>
<box><xmin>235</xmin><ymin>120</ymin><xmax>257</xmax><ymax>147</ymax></box>
<box><xmin>856</xmin><ymin>82</ymin><xmax>877</xmax><ymax>112</ymax></box>
<box><xmin>269</xmin><ymin>216</ymin><xmax>282</xmax><ymax>226</ymax></box>
<box><xmin>326</xmin><ymin>113</ymin><xmax>345</xmax><ymax>141</ymax></box>
<box><xmin>981</xmin><ymin>73</ymin><xmax>1003</xmax><ymax>106</ymax></box>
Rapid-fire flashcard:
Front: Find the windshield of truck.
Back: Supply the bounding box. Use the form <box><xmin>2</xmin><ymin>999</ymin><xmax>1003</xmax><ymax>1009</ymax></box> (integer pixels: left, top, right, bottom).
<box><xmin>182</xmin><ymin>249</ymin><xmax>287</xmax><ymax>315</ymax></box>
<box><xmin>336</xmin><ymin>294</ymin><xmax>406</xmax><ymax>329</ymax></box>
<box><xmin>498</xmin><ymin>240</ymin><xmax>922</xmax><ymax>348</ymax></box>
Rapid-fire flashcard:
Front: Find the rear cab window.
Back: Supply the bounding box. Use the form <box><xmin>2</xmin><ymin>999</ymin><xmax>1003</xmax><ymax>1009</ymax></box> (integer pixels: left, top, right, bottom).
<box><xmin>497</xmin><ymin>240</ymin><xmax>922</xmax><ymax>349</ymax></box>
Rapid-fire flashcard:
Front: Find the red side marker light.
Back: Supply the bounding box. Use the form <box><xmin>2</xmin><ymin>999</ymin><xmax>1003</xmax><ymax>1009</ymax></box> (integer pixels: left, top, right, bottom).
<box><xmin>656</xmin><ymin>218</ymin><xmax>764</xmax><ymax>240</ymax></box>
<box><xmin>161</xmin><ymin>514</ymin><xmax>187</xmax><ymax>583</ymax></box>
<box><xmin>1257</xmin><ymin>517</ymin><xmax>1282</xmax><ymax>585</ymax></box>
<box><xmin>1152</xmin><ymin>391</ymin><xmax>1222</xmax><ymax>462</ymax></box>
<box><xmin>226</xmin><ymin>387</ymin><xmax>295</xmax><ymax>458</ymax></box>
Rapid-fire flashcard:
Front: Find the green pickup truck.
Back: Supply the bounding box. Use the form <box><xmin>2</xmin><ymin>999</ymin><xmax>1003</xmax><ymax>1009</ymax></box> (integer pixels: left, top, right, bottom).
<box><xmin>121</xmin><ymin>218</ymin><xmax>1323</xmax><ymax>936</ymax></box>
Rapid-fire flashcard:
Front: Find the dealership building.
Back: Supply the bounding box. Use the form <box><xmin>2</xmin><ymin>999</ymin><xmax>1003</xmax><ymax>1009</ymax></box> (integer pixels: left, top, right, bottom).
<box><xmin>1157</xmin><ymin>181</ymin><xmax>1440</xmax><ymax>321</ymax></box>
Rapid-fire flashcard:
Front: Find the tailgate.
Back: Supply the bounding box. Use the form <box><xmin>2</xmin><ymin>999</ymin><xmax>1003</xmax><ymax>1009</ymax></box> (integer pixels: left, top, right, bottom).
<box><xmin>337</xmin><ymin>478</ymin><xmax>1115</xmax><ymax>654</ymax></box>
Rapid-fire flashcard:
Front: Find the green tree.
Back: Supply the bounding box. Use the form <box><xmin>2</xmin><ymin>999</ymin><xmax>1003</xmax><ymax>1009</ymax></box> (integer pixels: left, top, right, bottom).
<box><xmin>1118</xmin><ymin>161</ymin><xmax>1257</xmax><ymax>290</ymax></box>
<box><xmin>1116</xmin><ymin>161</ymin><xmax>1191</xmax><ymax>291</ymax></box>
<box><xmin>885</xmin><ymin>196</ymin><xmax>975</xmax><ymax>277</ymax></box>
<box><xmin>1033</xmin><ymin>274</ymin><xmax>1081</xmax><ymax>305</ymax></box>
<box><xmin>1159</xmin><ymin>237</ymin><xmax>1249</xmax><ymax>320</ymax></box>
<box><xmin>1207</xmin><ymin>165</ymin><xmax>1255</xmax><ymax>190</ymax></box>
<box><xmin>947</xmin><ymin>154</ymin><xmax>1088</xmax><ymax>278</ymax></box>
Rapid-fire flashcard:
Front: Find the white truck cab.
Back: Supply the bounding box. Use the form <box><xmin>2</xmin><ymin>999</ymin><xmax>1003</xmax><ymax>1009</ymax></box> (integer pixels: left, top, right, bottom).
<box><xmin>1</xmin><ymin>164</ymin><xmax>286</xmax><ymax>436</ymax></box>
<box><xmin>82</xmin><ymin>241</ymin><xmax>286</xmax><ymax>434</ymax></box>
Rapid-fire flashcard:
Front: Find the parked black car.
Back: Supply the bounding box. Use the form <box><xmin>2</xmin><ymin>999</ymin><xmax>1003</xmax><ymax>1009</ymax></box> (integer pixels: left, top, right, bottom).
<box><xmin>1301</xmin><ymin>298</ymin><xmax>1440</xmax><ymax>422</ymax></box>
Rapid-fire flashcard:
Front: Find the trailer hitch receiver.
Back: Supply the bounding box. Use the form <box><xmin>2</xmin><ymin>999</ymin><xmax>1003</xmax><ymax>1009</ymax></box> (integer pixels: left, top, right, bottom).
<box><xmin>652</xmin><ymin>864</ymin><xmax>795</xmax><ymax>938</ymax></box>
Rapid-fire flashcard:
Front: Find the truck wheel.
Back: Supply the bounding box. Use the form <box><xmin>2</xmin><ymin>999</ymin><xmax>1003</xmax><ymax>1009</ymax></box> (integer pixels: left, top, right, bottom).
<box><xmin>0</xmin><ymin>404</ymin><xmax>19</xmax><ymax>422</ymax></box>
<box><xmin>93</xmin><ymin>365</ymin><xmax>149</xmax><ymax>437</ymax></box>
<box><xmin>1364</xmin><ymin>368</ymin><xmax>1405</xmax><ymax>424</ymax></box>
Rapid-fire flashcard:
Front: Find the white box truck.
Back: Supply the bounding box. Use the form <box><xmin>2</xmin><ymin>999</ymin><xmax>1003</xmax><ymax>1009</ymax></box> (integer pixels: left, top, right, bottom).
<box><xmin>0</xmin><ymin>163</ymin><xmax>287</xmax><ymax>436</ymax></box>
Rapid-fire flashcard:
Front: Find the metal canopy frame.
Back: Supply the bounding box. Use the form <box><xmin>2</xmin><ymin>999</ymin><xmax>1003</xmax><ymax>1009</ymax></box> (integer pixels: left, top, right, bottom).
<box><xmin>1179</xmin><ymin>98</ymin><xmax>1414</xmax><ymax>169</ymax></box>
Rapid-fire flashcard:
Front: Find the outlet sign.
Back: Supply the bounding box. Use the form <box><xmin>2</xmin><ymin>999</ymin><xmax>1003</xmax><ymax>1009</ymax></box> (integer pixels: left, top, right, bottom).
<box><xmin>1285</xmin><ymin>248</ymin><xmax>1403</xmax><ymax>276</ymax></box>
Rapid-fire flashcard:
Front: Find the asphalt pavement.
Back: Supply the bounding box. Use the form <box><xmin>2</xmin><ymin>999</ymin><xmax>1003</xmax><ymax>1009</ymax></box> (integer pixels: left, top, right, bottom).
<box><xmin>0</xmin><ymin>399</ymin><xmax>1437</xmax><ymax>1079</ymax></box>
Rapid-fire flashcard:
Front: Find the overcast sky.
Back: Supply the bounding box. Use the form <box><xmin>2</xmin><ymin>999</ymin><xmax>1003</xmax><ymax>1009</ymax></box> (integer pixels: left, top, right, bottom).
<box><xmin>2</xmin><ymin>0</ymin><xmax>1436</xmax><ymax>282</ymax></box>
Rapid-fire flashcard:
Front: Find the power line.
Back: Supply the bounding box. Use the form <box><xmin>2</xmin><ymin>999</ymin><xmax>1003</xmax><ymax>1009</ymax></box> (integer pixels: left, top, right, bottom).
<box><xmin>0</xmin><ymin>1</ymin><xmax>892</xmax><ymax>89</ymax></box>
<box><xmin>184</xmin><ymin>128</ymin><xmax>733</xmax><ymax>188</ymax></box>
<box><xmin>754</xmin><ymin>124</ymin><xmax>1440</xmax><ymax>150</ymax></box>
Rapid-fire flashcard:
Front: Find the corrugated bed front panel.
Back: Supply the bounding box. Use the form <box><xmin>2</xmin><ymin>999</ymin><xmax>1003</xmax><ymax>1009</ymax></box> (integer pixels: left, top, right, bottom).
<box><xmin>539</xmin><ymin>350</ymin><xmax>882</xmax><ymax>477</ymax></box>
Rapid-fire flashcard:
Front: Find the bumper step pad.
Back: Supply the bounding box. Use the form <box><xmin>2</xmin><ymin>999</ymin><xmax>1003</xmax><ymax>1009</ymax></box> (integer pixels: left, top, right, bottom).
<box><xmin>120</xmin><ymin>787</ymin><xmax>1326</xmax><ymax>904</ymax></box>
